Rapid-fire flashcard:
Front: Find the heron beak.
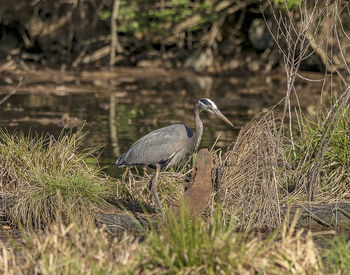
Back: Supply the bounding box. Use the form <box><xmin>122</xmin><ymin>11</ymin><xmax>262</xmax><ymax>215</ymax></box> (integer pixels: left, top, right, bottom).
<box><xmin>213</xmin><ymin>109</ymin><xmax>234</xmax><ymax>127</ymax></box>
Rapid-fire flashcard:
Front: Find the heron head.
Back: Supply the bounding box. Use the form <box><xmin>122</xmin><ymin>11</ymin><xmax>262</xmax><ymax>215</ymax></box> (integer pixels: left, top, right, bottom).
<box><xmin>197</xmin><ymin>98</ymin><xmax>234</xmax><ymax>127</ymax></box>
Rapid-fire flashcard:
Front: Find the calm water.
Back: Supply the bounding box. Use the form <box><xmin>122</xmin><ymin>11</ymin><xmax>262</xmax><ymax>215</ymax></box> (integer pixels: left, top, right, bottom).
<box><xmin>0</xmin><ymin>68</ymin><xmax>321</xmax><ymax>178</ymax></box>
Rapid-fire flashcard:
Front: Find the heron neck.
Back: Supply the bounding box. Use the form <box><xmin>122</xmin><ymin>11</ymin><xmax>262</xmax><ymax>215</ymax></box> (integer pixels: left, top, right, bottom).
<box><xmin>193</xmin><ymin>106</ymin><xmax>203</xmax><ymax>150</ymax></box>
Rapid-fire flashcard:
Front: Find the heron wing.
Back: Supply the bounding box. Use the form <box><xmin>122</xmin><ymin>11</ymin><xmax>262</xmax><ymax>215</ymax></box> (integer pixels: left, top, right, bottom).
<box><xmin>116</xmin><ymin>124</ymin><xmax>193</xmax><ymax>167</ymax></box>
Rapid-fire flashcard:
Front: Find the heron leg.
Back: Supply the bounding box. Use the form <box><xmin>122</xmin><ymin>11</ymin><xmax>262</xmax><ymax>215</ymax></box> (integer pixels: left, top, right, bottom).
<box><xmin>150</xmin><ymin>164</ymin><xmax>167</xmax><ymax>220</ymax></box>
<box><xmin>122</xmin><ymin>166</ymin><xmax>129</xmax><ymax>183</ymax></box>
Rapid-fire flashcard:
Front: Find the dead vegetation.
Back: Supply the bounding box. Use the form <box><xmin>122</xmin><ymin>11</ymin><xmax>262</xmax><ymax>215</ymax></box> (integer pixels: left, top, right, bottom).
<box><xmin>0</xmin><ymin>223</ymin><xmax>141</xmax><ymax>274</ymax></box>
<box><xmin>216</xmin><ymin>111</ymin><xmax>286</xmax><ymax>230</ymax></box>
<box><xmin>0</xmin><ymin>210</ymin><xmax>324</xmax><ymax>275</ymax></box>
<box><xmin>1</xmin><ymin>0</ymin><xmax>350</xmax><ymax>273</ymax></box>
<box><xmin>265</xmin><ymin>0</ymin><xmax>350</xmax><ymax>204</ymax></box>
<box><xmin>117</xmin><ymin>169</ymin><xmax>187</xmax><ymax>214</ymax></box>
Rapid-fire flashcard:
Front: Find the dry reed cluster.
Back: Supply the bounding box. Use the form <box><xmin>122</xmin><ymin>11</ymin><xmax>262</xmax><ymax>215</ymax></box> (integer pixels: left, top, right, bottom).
<box><xmin>211</xmin><ymin>96</ymin><xmax>350</xmax><ymax>229</ymax></box>
<box><xmin>216</xmin><ymin>112</ymin><xmax>287</xmax><ymax>230</ymax></box>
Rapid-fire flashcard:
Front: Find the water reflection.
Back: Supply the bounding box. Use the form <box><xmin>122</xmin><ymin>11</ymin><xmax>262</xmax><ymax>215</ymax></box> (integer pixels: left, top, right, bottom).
<box><xmin>0</xmin><ymin>69</ymin><xmax>322</xmax><ymax>178</ymax></box>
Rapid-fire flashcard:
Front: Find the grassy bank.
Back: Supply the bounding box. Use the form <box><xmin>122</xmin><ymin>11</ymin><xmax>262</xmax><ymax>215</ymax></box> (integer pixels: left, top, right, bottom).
<box><xmin>1</xmin><ymin>99</ymin><xmax>350</xmax><ymax>273</ymax></box>
<box><xmin>2</xmin><ymin>208</ymin><xmax>350</xmax><ymax>274</ymax></box>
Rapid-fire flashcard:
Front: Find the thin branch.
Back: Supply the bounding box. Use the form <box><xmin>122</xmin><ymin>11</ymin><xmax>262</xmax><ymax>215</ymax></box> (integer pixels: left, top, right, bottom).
<box><xmin>0</xmin><ymin>77</ymin><xmax>23</xmax><ymax>106</ymax></box>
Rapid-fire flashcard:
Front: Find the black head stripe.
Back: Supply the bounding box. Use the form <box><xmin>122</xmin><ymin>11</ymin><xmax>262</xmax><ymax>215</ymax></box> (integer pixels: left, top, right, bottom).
<box><xmin>200</xmin><ymin>98</ymin><xmax>211</xmax><ymax>106</ymax></box>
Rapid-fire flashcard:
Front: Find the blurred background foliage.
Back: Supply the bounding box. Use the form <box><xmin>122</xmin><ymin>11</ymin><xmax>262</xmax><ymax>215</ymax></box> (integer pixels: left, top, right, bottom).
<box><xmin>0</xmin><ymin>1</ymin><xmax>285</xmax><ymax>69</ymax></box>
<box><xmin>100</xmin><ymin>0</ymin><xmax>215</xmax><ymax>34</ymax></box>
<box><xmin>0</xmin><ymin>0</ymin><xmax>348</xmax><ymax>73</ymax></box>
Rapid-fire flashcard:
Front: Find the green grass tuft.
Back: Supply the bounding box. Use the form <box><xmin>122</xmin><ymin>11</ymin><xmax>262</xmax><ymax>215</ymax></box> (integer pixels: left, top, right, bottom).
<box><xmin>288</xmin><ymin>105</ymin><xmax>350</xmax><ymax>200</ymax></box>
<box><xmin>293</xmin><ymin>106</ymin><xmax>350</xmax><ymax>167</ymax></box>
<box><xmin>141</xmin><ymin>207</ymin><xmax>239</xmax><ymax>274</ymax></box>
<box><xmin>324</xmin><ymin>235</ymin><xmax>350</xmax><ymax>273</ymax></box>
<box><xmin>0</xmin><ymin>129</ymin><xmax>117</xmax><ymax>228</ymax></box>
<box><xmin>138</xmin><ymin>207</ymin><xmax>322</xmax><ymax>274</ymax></box>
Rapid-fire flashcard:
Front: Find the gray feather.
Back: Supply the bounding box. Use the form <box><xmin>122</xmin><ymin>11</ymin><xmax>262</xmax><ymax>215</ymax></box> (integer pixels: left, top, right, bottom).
<box><xmin>116</xmin><ymin>124</ymin><xmax>195</xmax><ymax>169</ymax></box>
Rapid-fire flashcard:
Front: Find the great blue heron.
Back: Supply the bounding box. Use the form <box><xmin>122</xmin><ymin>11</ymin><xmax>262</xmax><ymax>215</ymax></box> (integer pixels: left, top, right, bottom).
<box><xmin>116</xmin><ymin>98</ymin><xmax>233</xmax><ymax>219</ymax></box>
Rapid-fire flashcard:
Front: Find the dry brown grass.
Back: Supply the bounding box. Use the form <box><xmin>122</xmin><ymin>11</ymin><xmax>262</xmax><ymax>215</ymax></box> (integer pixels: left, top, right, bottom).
<box><xmin>0</xmin><ymin>211</ymin><xmax>324</xmax><ymax>275</ymax></box>
<box><xmin>0</xmin><ymin>223</ymin><xmax>141</xmax><ymax>274</ymax></box>
<box><xmin>262</xmin><ymin>214</ymin><xmax>323</xmax><ymax>274</ymax></box>
<box><xmin>209</xmin><ymin>96</ymin><xmax>350</xmax><ymax>230</ymax></box>
<box><xmin>118</xmin><ymin>167</ymin><xmax>187</xmax><ymax>213</ymax></box>
<box><xmin>215</xmin><ymin>111</ymin><xmax>288</xmax><ymax>230</ymax></box>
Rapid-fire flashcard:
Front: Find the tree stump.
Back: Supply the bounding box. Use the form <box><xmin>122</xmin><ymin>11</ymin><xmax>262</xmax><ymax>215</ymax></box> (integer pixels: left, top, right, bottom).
<box><xmin>169</xmin><ymin>148</ymin><xmax>214</xmax><ymax>217</ymax></box>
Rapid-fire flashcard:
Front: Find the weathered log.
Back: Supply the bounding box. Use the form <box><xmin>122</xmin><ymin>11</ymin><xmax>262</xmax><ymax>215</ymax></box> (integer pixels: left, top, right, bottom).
<box><xmin>98</xmin><ymin>202</ymin><xmax>350</xmax><ymax>234</ymax></box>
<box><xmin>170</xmin><ymin>148</ymin><xmax>214</xmax><ymax>216</ymax></box>
<box><xmin>97</xmin><ymin>212</ymin><xmax>156</xmax><ymax>235</ymax></box>
<box><xmin>282</xmin><ymin>203</ymin><xmax>350</xmax><ymax>230</ymax></box>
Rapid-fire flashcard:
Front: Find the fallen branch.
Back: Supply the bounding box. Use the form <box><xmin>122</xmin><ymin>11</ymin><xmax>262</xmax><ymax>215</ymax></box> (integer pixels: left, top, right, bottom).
<box><xmin>82</xmin><ymin>46</ymin><xmax>110</xmax><ymax>64</ymax></box>
<box><xmin>0</xmin><ymin>77</ymin><xmax>23</xmax><ymax>106</ymax></box>
<box><xmin>283</xmin><ymin>202</ymin><xmax>350</xmax><ymax>230</ymax></box>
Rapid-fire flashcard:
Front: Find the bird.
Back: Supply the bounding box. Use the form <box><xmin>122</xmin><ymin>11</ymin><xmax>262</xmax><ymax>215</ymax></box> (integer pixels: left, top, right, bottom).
<box><xmin>116</xmin><ymin>98</ymin><xmax>233</xmax><ymax>219</ymax></box>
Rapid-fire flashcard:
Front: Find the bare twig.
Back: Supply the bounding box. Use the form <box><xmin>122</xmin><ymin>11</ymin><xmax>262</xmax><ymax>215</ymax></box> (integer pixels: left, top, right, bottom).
<box><xmin>264</xmin><ymin>0</ymin><xmax>328</xmax><ymax>159</ymax></box>
<box><xmin>0</xmin><ymin>77</ymin><xmax>23</xmax><ymax>106</ymax></box>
